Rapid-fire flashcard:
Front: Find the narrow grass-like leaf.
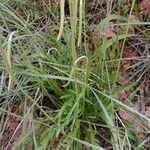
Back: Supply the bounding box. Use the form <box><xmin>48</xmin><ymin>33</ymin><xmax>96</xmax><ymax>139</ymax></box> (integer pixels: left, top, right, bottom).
<box><xmin>92</xmin><ymin>90</ymin><xmax>119</xmax><ymax>150</ymax></box>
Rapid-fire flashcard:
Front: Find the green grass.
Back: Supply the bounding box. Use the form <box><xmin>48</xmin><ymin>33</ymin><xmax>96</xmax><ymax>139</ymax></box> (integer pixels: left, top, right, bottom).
<box><xmin>0</xmin><ymin>0</ymin><xmax>150</xmax><ymax>149</ymax></box>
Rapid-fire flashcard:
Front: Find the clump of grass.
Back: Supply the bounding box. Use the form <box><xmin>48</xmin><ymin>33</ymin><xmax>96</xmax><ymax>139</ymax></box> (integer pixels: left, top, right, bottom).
<box><xmin>0</xmin><ymin>0</ymin><xmax>150</xmax><ymax>150</ymax></box>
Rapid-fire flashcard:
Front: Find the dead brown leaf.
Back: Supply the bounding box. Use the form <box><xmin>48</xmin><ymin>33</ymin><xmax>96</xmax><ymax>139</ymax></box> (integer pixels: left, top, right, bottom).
<box><xmin>124</xmin><ymin>0</ymin><xmax>130</xmax><ymax>5</ymax></box>
<box><xmin>143</xmin><ymin>107</ymin><xmax>150</xmax><ymax>128</ymax></box>
<box><xmin>117</xmin><ymin>73</ymin><xmax>130</xmax><ymax>85</ymax></box>
<box><xmin>98</xmin><ymin>0</ymin><xmax>106</xmax><ymax>5</ymax></box>
<box><xmin>0</xmin><ymin>116</ymin><xmax>22</xmax><ymax>150</ymax></box>
<box><xmin>6</xmin><ymin>117</ymin><xmax>19</xmax><ymax>131</ymax></box>
<box><xmin>96</xmin><ymin>28</ymin><xmax>116</xmax><ymax>38</ymax></box>
<box><xmin>119</xmin><ymin>105</ymin><xmax>150</xmax><ymax>134</ymax></box>
<box><xmin>130</xmin><ymin>15</ymin><xmax>140</xmax><ymax>23</ymax></box>
<box><xmin>96</xmin><ymin>21</ymin><xmax>116</xmax><ymax>39</ymax></box>
<box><xmin>139</xmin><ymin>0</ymin><xmax>150</xmax><ymax>15</ymax></box>
<box><xmin>118</xmin><ymin>109</ymin><xmax>145</xmax><ymax>133</ymax></box>
<box><xmin>122</xmin><ymin>47</ymin><xmax>138</xmax><ymax>69</ymax></box>
<box><xmin>118</xmin><ymin>109</ymin><xmax>134</xmax><ymax>122</ymax></box>
<box><xmin>116</xmin><ymin>91</ymin><xmax>128</xmax><ymax>101</ymax></box>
